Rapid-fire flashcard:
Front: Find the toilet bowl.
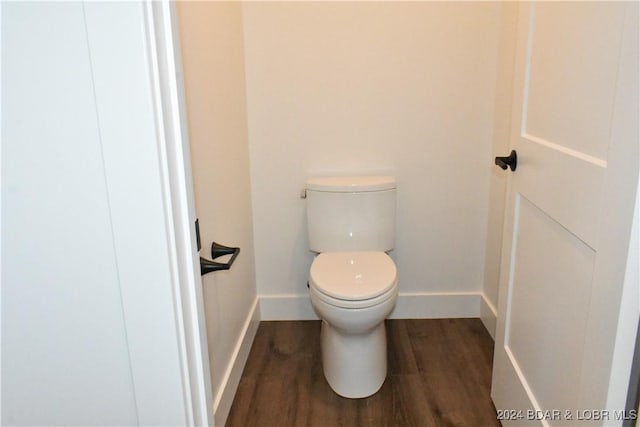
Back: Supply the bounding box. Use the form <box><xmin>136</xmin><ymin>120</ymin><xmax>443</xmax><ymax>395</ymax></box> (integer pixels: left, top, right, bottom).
<box><xmin>309</xmin><ymin>251</ymin><xmax>398</xmax><ymax>398</ymax></box>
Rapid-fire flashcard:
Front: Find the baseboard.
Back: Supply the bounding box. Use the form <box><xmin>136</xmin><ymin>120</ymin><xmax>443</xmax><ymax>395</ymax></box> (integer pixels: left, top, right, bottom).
<box><xmin>259</xmin><ymin>292</ymin><xmax>484</xmax><ymax>321</ymax></box>
<box><xmin>480</xmin><ymin>293</ymin><xmax>498</xmax><ymax>339</ymax></box>
<box><xmin>390</xmin><ymin>292</ymin><xmax>482</xmax><ymax>319</ymax></box>
<box><xmin>260</xmin><ymin>293</ymin><xmax>319</xmax><ymax>320</ymax></box>
<box><xmin>213</xmin><ymin>297</ymin><xmax>260</xmax><ymax>427</ymax></box>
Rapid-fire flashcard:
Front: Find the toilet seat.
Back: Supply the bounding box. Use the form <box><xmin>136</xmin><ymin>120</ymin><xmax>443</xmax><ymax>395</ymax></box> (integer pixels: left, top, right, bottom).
<box><xmin>309</xmin><ymin>251</ymin><xmax>398</xmax><ymax>308</ymax></box>
<box><xmin>310</xmin><ymin>282</ymin><xmax>397</xmax><ymax>309</ymax></box>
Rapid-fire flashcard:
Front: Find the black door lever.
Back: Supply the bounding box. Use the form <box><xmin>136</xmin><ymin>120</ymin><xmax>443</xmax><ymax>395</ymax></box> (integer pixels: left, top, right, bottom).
<box><xmin>495</xmin><ymin>150</ymin><xmax>517</xmax><ymax>171</ymax></box>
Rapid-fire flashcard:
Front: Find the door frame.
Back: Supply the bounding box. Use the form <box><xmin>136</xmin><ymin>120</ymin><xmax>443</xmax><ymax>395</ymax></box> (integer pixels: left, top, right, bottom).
<box><xmin>141</xmin><ymin>1</ymin><xmax>213</xmax><ymax>425</ymax></box>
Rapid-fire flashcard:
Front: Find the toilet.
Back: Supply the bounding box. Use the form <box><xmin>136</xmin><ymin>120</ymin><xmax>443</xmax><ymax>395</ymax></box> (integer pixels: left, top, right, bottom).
<box><xmin>305</xmin><ymin>175</ymin><xmax>399</xmax><ymax>398</ymax></box>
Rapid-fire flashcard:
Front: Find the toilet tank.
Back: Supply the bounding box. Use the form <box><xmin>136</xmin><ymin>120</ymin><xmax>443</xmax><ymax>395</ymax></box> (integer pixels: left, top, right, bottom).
<box><xmin>306</xmin><ymin>176</ymin><xmax>396</xmax><ymax>253</ymax></box>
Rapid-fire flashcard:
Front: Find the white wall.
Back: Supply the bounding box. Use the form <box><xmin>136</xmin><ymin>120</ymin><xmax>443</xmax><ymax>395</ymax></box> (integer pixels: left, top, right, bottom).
<box><xmin>242</xmin><ymin>2</ymin><xmax>503</xmax><ymax>318</ymax></box>
<box><xmin>176</xmin><ymin>3</ymin><xmax>259</xmax><ymax>425</ymax></box>
<box><xmin>2</xmin><ymin>2</ymin><xmax>191</xmax><ymax>425</ymax></box>
<box><xmin>480</xmin><ymin>3</ymin><xmax>519</xmax><ymax>337</ymax></box>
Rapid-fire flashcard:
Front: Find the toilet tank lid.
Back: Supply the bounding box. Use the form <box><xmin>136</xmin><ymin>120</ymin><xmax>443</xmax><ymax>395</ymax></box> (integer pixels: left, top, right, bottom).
<box><xmin>306</xmin><ymin>176</ymin><xmax>396</xmax><ymax>192</ymax></box>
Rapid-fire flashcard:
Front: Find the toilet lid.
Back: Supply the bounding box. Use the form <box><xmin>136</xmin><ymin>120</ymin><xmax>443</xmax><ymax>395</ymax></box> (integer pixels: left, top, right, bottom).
<box><xmin>309</xmin><ymin>252</ymin><xmax>397</xmax><ymax>301</ymax></box>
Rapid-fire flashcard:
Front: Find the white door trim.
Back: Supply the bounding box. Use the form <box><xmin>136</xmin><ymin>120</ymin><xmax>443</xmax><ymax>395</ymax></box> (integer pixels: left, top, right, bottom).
<box><xmin>142</xmin><ymin>1</ymin><xmax>213</xmax><ymax>425</ymax></box>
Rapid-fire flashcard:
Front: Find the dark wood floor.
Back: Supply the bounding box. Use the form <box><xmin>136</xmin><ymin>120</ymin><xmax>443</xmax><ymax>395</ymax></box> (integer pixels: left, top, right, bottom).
<box><xmin>227</xmin><ymin>319</ymin><xmax>501</xmax><ymax>427</ymax></box>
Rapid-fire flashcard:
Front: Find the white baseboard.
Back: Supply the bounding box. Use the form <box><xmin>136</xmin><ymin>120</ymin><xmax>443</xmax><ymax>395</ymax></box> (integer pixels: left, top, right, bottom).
<box><xmin>260</xmin><ymin>293</ymin><xmax>319</xmax><ymax>320</ymax></box>
<box><xmin>390</xmin><ymin>292</ymin><xmax>481</xmax><ymax>319</ymax></box>
<box><xmin>480</xmin><ymin>293</ymin><xmax>498</xmax><ymax>339</ymax></box>
<box><xmin>213</xmin><ymin>297</ymin><xmax>260</xmax><ymax>427</ymax></box>
<box><xmin>259</xmin><ymin>291</ymin><xmax>485</xmax><ymax>321</ymax></box>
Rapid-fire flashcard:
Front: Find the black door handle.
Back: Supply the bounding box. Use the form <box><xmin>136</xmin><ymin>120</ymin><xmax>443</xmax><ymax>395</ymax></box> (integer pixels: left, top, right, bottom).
<box><xmin>495</xmin><ymin>150</ymin><xmax>517</xmax><ymax>171</ymax></box>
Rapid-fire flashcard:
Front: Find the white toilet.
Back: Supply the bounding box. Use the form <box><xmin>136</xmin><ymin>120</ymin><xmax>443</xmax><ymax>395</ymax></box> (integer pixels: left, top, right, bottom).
<box><xmin>305</xmin><ymin>175</ymin><xmax>399</xmax><ymax>398</ymax></box>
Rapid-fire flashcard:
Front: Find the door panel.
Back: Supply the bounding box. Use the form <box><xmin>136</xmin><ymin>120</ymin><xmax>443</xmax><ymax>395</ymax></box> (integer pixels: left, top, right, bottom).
<box><xmin>506</xmin><ymin>195</ymin><xmax>594</xmax><ymax>413</ymax></box>
<box><xmin>525</xmin><ymin>3</ymin><xmax>625</xmax><ymax>160</ymax></box>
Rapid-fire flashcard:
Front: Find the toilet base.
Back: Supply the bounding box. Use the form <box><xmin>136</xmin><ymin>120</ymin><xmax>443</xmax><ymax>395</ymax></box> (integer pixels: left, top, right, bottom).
<box><xmin>320</xmin><ymin>320</ymin><xmax>387</xmax><ymax>398</ymax></box>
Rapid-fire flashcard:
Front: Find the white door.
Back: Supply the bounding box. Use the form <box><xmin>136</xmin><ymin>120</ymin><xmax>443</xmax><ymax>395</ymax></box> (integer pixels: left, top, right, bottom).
<box><xmin>492</xmin><ymin>2</ymin><xmax>638</xmax><ymax>426</ymax></box>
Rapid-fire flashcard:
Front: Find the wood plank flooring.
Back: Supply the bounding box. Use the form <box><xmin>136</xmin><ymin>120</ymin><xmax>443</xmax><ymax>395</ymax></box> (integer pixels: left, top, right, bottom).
<box><xmin>226</xmin><ymin>319</ymin><xmax>501</xmax><ymax>427</ymax></box>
